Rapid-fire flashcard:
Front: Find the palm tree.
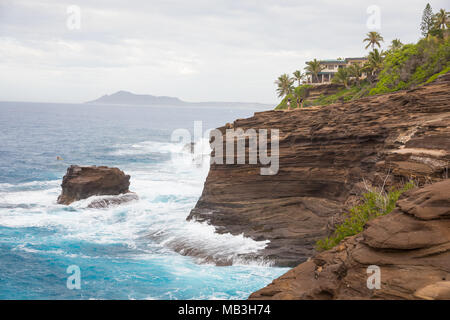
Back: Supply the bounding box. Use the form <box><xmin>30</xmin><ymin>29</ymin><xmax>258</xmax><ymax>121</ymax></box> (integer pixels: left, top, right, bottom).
<box><xmin>362</xmin><ymin>62</ymin><xmax>375</xmax><ymax>83</ymax></box>
<box><xmin>434</xmin><ymin>9</ymin><xmax>449</xmax><ymax>30</ymax></box>
<box><xmin>275</xmin><ymin>74</ymin><xmax>294</xmax><ymax>98</ymax></box>
<box><xmin>347</xmin><ymin>63</ymin><xmax>363</xmax><ymax>86</ymax></box>
<box><xmin>365</xmin><ymin>49</ymin><xmax>384</xmax><ymax>82</ymax></box>
<box><xmin>332</xmin><ymin>67</ymin><xmax>350</xmax><ymax>88</ymax></box>
<box><xmin>305</xmin><ymin>59</ymin><xmax>324</xmax><ymax>83</ymax></box>
<box><xmin>364</xmin><ymin>31</ymin><xmax>384</xmax><ymax>50</ymax></box>
<box><xmin>292</xmin><ymin>70</ymin><xmax>305</xmax><ymax>86</ymax></box>
<box><xmin>389</xmin><ymin>39</ymin><xmax>403</xmax><ymax>51</ymax></box>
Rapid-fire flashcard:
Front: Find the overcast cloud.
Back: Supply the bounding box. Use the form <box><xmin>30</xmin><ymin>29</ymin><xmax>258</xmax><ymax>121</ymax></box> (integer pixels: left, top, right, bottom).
<box><xmin>0</xmin><ymin>0</ymin><xmax>448</xmax><ymax>104</ymax></box>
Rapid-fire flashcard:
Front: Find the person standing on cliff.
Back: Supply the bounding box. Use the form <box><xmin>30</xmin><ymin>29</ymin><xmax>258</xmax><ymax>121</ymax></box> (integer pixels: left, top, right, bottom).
<box><xmin>300</xmin><ymin>98</ymin><xmax>304</xmax><ymax>108</ymax></box>
<box><xmin>296</xmin><ymin>97</ymin><xmax>300</xmax><ymax>109</ymax></box>
<box><xmin>287</xmin><ymin>98</ymin><xmax>291</xmax><ymax>111</ymax></box>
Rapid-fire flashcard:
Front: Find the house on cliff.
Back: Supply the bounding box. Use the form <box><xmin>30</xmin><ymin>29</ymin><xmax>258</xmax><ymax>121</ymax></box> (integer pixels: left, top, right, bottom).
<box><xmin>306</xmin><ymin>57</ymin><xmax>368</xmax><ymax>84</ymax></box>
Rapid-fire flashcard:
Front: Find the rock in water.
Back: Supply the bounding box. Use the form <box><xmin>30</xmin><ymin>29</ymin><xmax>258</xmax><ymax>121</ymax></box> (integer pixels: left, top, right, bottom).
<box><xmin>57</xmin><ymin>165</ymin><xmax>132</xmax><ymax>205</ymax></box>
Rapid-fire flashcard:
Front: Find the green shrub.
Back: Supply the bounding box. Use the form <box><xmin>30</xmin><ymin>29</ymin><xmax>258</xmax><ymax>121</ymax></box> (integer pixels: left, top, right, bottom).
<box><xmin>369</xmin><ymin>37</ymin><xmax>450</xmax><ymax>95</ymax></box>
<box><xmin>424</xmin><ymin>65</ymin><xmax>450</xmax><ymax>83</ymax></box>
<box><xmin>316</xmin><ymin>181</ymin><xmax>415</xmax><ymax>251</ymax></box>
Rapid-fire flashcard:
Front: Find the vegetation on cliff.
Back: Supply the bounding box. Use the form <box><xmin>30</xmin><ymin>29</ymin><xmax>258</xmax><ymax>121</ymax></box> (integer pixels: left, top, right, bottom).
<box><xmin>316</xmin><ymin>182</ymin><xmax>415</xmax><ymax>251</ymax></box>
<box><xmin>369</xmin><ymin>37</ymin><xmax>450</xmax><ymax>95</ymax></box>
<box><xmin>250</xmin><ymin>180</ymin><xmax>450</xmax><ymax>300</ymax></box>
<box><xmin>275</xmin><ymin>4</ymin><xmax>449</xmax><ymax>110</ymax></box>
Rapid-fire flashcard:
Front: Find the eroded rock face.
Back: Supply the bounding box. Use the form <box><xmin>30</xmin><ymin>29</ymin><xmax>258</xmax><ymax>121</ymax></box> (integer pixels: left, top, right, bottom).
<box><xmin>249</xmin><ymin>180</ymin><xmax>450</xmax><ymax>300</ymax></box>
<box><xmin>304</xmin><ymin>83</ymin><xmax>344</xmax><ymax>101</ymax></box>
<box><xmin>57</xmin><ymin>165</ymin><xmax>132</xmax><ymax>205</ymax></box>
<box><xmin>188</xmin><ymin>73</ymin><xmax>450</xmax><ymax>267</ymax></box>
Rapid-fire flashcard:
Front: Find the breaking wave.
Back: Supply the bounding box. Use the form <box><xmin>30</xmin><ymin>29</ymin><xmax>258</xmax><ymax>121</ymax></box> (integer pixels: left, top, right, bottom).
<box><xmin>0</xmin><ymin>139</ymin><xmax>269</xmax><ymax>265</ymax></box>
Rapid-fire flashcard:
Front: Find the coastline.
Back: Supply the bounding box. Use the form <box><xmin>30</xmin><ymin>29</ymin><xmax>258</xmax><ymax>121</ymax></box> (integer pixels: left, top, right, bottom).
<box><xmin>185</xmin><ymin>73</ymin><xmax>450</xmax><ymax>297</ymax></box>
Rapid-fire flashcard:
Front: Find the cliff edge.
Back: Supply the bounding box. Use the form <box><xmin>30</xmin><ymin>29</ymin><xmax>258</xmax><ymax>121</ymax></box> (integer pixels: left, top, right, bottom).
<box><xmin>188</xmin><ymin>73</ymin><xmax>450</xmax><ymax>267</ymax></box>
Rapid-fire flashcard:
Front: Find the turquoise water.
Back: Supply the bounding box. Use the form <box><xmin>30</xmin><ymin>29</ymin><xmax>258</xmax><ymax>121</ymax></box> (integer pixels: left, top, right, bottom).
<box><xmin>0</xmin><ymin>101</ymin><xmax>287</xmax><ymax>299</ymax></box>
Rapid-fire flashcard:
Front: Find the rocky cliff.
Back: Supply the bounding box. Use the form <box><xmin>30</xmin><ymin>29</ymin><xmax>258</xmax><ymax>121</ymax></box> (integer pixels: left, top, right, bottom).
<box><xmin>249</xmin><ymin>180</ymin><xmax>450</xmax><ymax>300</ymax></box>
<box><xmin>188</xmin><ymin>73</ymin><xmax>450</xmax><ymax>267</ymax></box>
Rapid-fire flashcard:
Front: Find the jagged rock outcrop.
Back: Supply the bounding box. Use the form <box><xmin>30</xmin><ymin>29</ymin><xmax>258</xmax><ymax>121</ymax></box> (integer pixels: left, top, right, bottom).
<box><xmin>249</xmin><ymin>180</ymin><xmax>450</xmax><ymax>300</ymax></box>
<box><xmin>57</xmin><ymin>165</ymin><xmax>133</xmax><ymax>205</ymax></box>
<box><xmin>188</xmin><ymin>73</ymin><xmax>450</xmax><ymax>267</ymax></box>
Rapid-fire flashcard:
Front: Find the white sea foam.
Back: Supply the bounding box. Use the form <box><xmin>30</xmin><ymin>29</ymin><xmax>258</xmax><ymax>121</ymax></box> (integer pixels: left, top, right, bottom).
<box><xmin>109</xmin><ymin>138</ymin><xmax>211</xmax><ymax>157</ymax></box>
<box><xmin>0</xmin><ymin>187</ymin><xmax>58</xmax><ymax>207</ymax></box>
<box><xmin>109</xmin><ymin>140</ymin><xmax>184</xmax><ymax>156</ymax></box>
<box><xmin>11</xmin><ymin>244</ymin><xmax>87</xmax><ymax>258</ymax></box>
<box><xmin>0</xmin><ymin>138</ymin><xmax>268</xmax><ymax>266</ymax></box>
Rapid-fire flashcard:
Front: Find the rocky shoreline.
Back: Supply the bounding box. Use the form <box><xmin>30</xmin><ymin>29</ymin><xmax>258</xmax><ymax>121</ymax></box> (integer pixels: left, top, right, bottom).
<box><xmin>249</xmin><ymin>180</ymin><xmax>450</xmax><ymax>299</ymax></box>
<box><xmin>53</xmin><ymin>74</ymin><xmax>450</xmax><ymax>299</ymax></box>
<box><xmin>188</xmin><ymin>72</ymin><xmax>450</xmax><ymax>268</ymax></box>
<box><xmin>187</xmin><ymin>73</ymin><xmax>450</xmax><ymax>298</ymax></box>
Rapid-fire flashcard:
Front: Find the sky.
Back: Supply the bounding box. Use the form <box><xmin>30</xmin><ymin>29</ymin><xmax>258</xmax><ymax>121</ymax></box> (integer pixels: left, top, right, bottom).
<box><xmin>0</xmin><ymin>0</ymin><xmax>448</xmax><ymax>104</ymax></box>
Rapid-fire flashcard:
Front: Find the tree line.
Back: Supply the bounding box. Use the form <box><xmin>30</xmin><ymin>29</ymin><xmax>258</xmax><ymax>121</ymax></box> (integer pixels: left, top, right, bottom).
<box><xmin>275</xmin><ymin>4</ymin><xmax>449</xmax><ymax>103</ymax></box>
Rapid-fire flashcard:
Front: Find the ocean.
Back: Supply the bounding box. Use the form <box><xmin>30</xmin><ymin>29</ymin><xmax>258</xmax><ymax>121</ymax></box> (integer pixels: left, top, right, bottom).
<box><xmin>0</xmin><ymin>101</ymin><xmax>287</xmax><ymax>299</ymax></box>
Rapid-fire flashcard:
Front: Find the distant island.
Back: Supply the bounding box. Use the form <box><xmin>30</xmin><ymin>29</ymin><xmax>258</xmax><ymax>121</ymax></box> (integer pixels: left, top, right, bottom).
<box><xmin>86</xmin><ymin>91</ymin><xmax>271</xmax><ymax>108</ymax></box>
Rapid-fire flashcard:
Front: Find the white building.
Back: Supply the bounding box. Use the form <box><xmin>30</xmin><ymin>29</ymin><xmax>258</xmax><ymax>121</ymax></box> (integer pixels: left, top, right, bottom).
<box><xmin>305</xmin><ymin>57</ymin><xmax>368</xmax><ymax>84</ymax></box>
